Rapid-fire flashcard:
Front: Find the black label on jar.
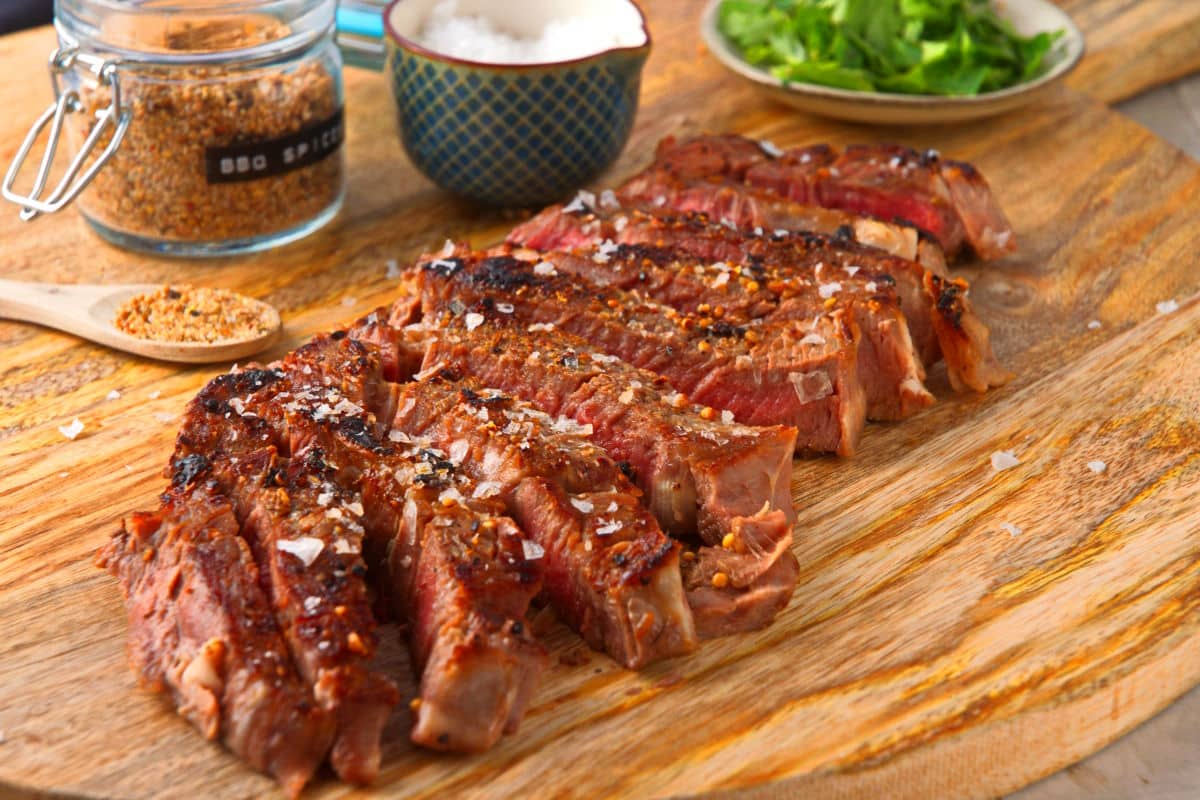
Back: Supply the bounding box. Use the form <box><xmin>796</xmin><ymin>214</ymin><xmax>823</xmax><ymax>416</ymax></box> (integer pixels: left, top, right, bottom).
<box><xmin>204</xmin><ymin>107</ymin><xmax>344</xmax><ymax>184</ymax></box>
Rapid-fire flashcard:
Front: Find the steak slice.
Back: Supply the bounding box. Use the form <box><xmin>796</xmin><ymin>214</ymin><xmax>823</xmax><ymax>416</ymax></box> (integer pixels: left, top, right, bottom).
<box><xmin>387</xmin><ymin>369</ymin><xmax>698</xmax><ymax>667</ymax></box>
<box><xmin>413</xmin><ymin>250</ymin><xmax>866</xmax><ymax>454</ymax></box>
<box><xmin>512</xmin><ymin>206</ymin><xmax>1010</xmax><ymax>393</ymax></box>
<box><xmin>96</xmin><ymin>484</ymin><xmax>334</xmax><ymax>799</ymax></box>
<box><xmin>645</xmin><ymin>134</ymin><xmax>1016</xmax><ymax>260</ymax></box>
<box><xmin>409</xmin><ymin>319</ymin><xmax>801</xmax><ymax>636</ymax></box>
<box><xmin>284</xmin><ymin>410</ymin><xmax>547</xmax><ymax>752</ymax></box>
<box><xmin>242</xmin><ymin>333</ymin><xmax>548</xmax><ymax>752</ymax></box>
<box><xmin>499</xmin><ymin>233</ymin><xmax>933</xmax><ymax>422</ymax></box>
<box><xmin>683</xmin><ymin>544</ymin><xmax>801</xmax><ymax>639</ymax></box>
<box><xmin>612</xmin><ymin>167</ymin><xmax>948</xmax><ymax>272</ymax></box>
<box><xmin>410</xmin><ymin>313</ymin><xmax>796</xmax><ymax>547</ymax></box>
<box><xmin>172</xmin><ymin>364</ymin><xmax>399</xmax><ymax>784</ymax></box>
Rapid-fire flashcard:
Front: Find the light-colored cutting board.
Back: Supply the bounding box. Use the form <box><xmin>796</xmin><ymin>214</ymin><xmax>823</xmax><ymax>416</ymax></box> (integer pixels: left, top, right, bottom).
<box><xmin>1</xmin><ymin>2</ymin><xmax>1199</xmax><ymax>798</ymax></box>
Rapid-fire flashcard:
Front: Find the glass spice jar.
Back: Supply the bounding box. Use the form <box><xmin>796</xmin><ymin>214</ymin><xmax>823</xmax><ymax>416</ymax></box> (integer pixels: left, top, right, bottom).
<box><xmin>2</xmin><ymin>0</ymin><xmax>345</xmax><ymax>257</ymax></box>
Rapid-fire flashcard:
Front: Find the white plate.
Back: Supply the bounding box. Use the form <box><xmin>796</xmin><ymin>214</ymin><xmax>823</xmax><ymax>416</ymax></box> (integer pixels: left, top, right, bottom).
<box><xmin>699</xmin><ymin>0</ymin><xmax>1085</xmax><ymax>125</ymax></box>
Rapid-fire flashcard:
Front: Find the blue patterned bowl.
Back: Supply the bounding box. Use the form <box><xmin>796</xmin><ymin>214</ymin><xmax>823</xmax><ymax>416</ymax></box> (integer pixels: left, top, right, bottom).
<box><xmin>383</xmin><ymin>0</ymin><xmax>650</xmax><ymax>207</ymax></box>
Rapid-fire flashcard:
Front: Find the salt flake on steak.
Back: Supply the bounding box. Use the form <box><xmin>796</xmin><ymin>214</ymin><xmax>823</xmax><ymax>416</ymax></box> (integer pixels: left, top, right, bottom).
<box><xmin>532</xmin><ymin>262</ymin><xmax>558</xmax><ymax>277</ymax></box>
<box><xmin>595</xmin><ymin>520</ymin><xmax>622</xmax><ymax>536</ymax></box>
<box><xmin>105</xmin><ymin>389</ymin><xmax>121</xmax><ymax>401</ymax></box>
<box><xmin>759</xmin><ymin>139</ymin><xmax>783</xmax><ymax>157</ymax></box>
<box><xmin>788</xmin><ymin>371</ymin><xmax>833</xmax><ymax>404</ymax></box>
<box><xmin>278</xmin><ymin>537</ymin><xmax>324</xmax><ymax>567</ymax></box>
<box><xmin>999</xmin><ymin>522</ymin><xmax>1022</xmax><ymax>537</ymax></box>
<box><xmin>1087</xmin><ymin>460</ymin><xmax>1107</xmax><ymax>474</ymax></box>
<box><xmin>522</xmin><ymin>539</ymin><xmax>546</xmax><ymax>560</ymax></box>
<box><xmin>991</xmin><ymin>450</ymin><xmax>1020</xmax><ymax>471</ymax></box>
<box><xmin>570</xmin><ymin>498</ymin><xmax>595</xmax><ymax>513</ymax></box>
<box><xmin>818</xmin><ymin>282</ymin><xmax>843</xmax><ymax>299</ymax></box>
<box><xmin>464</xmin><ymin>312</ymin><xmax>485</xmax><ymax>331</ymax></box>
<box><xmin>1156</xmin><ymin>299</ymin><xmax>1179</xmax><ymax>315</ymax></box>
<box><xmin>472</xmin><ymin>481</ymin><xmax>503</xmax><ymax>499</ymax></box>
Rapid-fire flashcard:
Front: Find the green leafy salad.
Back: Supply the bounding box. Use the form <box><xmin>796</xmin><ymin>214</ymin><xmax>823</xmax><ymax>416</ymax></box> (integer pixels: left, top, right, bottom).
<box><xmin>716</xmin><ymin>0</ymin><xmax>1065</xmax><ymax>96</ymax></box>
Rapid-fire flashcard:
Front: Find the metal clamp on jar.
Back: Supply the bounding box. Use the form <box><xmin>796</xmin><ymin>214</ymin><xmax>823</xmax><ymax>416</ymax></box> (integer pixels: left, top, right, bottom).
<box><xmin>3</xmin><ymin>0</ymin><xmax>345</xmax><ymax>256</ymax></box>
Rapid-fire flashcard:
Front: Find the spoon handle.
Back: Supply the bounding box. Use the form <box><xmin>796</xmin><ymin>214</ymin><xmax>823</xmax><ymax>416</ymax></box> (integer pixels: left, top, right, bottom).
<box><xmin>0</xmin><ymin>279</ymin><xmax>118</xmax><ymax>339</ymax></box>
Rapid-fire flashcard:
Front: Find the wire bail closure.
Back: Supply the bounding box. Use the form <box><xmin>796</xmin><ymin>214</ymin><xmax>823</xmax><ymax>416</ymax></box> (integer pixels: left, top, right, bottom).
<box><xmin>2</xmin><ymin>47</ymin><xmax>131</xmax><ymax>220</ymax></box>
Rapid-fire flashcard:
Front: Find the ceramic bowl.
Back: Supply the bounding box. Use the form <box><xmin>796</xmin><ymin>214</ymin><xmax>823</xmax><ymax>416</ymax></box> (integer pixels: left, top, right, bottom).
<box><xmin>700</xmin><ymin>0</ymin><xmax>1085</xmax><ymax>125</ymax></box>
<box><xmin>384</xmin><ymin>0</ymin><xmax>650</xmax><ymax>207</ymax></box>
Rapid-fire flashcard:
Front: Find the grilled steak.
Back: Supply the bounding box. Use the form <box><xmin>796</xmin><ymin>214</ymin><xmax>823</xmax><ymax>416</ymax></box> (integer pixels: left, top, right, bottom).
<box><xmin>248</xmin><ymin>334</ymin><xmax>548</xmax><ymax>753</ymax></box>
<box><xmin>683</xmin><ymin>543</ymin><xmax>800</xmax><ymax>639</ymax></box>
<box><xmin>408</xmin><ymin>308</ymin><xmax>796</xmax><ymax>551</ymax></box>
<box><xmin>642</xmin><ymin>134</ymin><xmax>1015</xmax><ymax>260</ymax></box>
<box><xmin>510</xmin><ymin>206</ymin><xmax>1010</xmax><ymax>393</ymax></box>
<box><xmin>386</xmin><ymin>367</ymin><xmax>697</xmax><ymax>666</ymax></box>
<box><xmin>171</xmin><ymin>360</ymin><xmax>399</xmax><ymax>784</ymax></box>
<box><xmin>499</xmin><ymin>229</ymin><xmax>934</xmax><ymax>421</ymax></box>
<box><xmin>613</xmin><ymin>166</ymin><xmax>947</xmax><ymax>271</ymax></box>
<box><xmin>96</xmin><ymin>485</ymin><xmax>334</xmax><ymax>798</ymax></box>
<box><xmin>411</xmin><ymin>250</ymin><xmax>867</xmax><ymax>454</ymax></box>
<box><xmin>291</xmin><ymin>412</ymin><xmax>547</xmax><ymax>752</ymax></box>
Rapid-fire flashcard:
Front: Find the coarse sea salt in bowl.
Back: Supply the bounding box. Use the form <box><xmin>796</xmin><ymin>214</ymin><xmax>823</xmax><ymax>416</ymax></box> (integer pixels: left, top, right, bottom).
<box><xmin>384</xmin><ymin>0</ymin><xmax>650</xmax><ymax>207</ymax></box>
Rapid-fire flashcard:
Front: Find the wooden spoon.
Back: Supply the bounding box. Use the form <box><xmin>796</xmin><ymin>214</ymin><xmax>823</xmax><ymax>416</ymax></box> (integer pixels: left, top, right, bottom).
<box><xmin>0</xmin><ymin>279</ymin><xmax>282</xmax><ymax>364</ymax></box>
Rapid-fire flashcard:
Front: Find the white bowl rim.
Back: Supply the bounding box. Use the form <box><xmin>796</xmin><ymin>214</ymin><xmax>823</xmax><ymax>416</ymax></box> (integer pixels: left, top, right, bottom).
<box><xmin>384</xmin><ymin>0</ymin><xmax>652</xmax><ymax>69</ymax></box>
<box><xmin>699</xmin><ymin>0</ymin><xmax>1085</xmax><ymax>106</ymax></box>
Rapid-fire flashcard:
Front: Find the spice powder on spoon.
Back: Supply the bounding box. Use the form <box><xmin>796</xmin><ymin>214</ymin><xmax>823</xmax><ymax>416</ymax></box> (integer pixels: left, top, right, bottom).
<box><xmin>114</xmin><ymin>285</ymin><xmax>278</xmax><ymax>343</ymax></box>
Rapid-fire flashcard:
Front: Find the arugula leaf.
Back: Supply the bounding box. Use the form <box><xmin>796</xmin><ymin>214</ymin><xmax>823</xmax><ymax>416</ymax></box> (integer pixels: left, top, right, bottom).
<box><xmin>716</xmin><ymin>0</ymin><xmax>1066</xmax><ymax>96</ymax></box>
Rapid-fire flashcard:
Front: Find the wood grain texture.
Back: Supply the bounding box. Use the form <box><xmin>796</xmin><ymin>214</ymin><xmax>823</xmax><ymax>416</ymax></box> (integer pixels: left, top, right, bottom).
<box><xmin>1058</xmin><ymin>0</ymin><xmax>1200</xmax><ymax>103</ymax></box>
<box><xmin>1</xmin><ymin>2</ymin><xmax>1199</xmax><ymax>798</ymax></box>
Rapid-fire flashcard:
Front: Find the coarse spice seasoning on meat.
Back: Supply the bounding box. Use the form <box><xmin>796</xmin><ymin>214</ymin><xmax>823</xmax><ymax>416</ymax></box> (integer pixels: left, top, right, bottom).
<box><xmin>114</xmin><ymin>285</ymin><xmax>278</xmax><ymax>343</ymax></box>
<box><xmin>67</xmin><ymin>15</ymin><xmax>344</xmax><ymax>249</ymax></box>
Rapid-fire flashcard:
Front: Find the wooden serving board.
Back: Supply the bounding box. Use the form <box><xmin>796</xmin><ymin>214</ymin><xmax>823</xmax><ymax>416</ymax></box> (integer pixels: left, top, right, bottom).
<box><xmin>2</xmin><ymin>3</ymin><xmax>1199</xmax><ymax>798</ymax></box>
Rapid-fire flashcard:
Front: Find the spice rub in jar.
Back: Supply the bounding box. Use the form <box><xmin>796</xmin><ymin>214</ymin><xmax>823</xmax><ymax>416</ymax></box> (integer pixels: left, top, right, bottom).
<box><xmin>114</xmin><ymin>285</ymin><xmax>279</xmax><ymax>343</ymax></box>
<box><xmin>68</xmin><ymin>13</ymin><xmax>344</xmax><ymax>252</ymax></box>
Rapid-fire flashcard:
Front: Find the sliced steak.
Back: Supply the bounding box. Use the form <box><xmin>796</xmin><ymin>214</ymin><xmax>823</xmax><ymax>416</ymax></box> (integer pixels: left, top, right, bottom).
<box><xmin>96</xmin><ymin>484</ymin><xmax>334</xmax><ymax>799</ymax></box>
<box><xmin>643</xmin><ymin>134</ymin><xmax>1015</xmax><ymax>260</ymax></box>
<box><xmin>412</xmin><ymin>250</ymin><xmax>866</xmax><ymax>454</ymax></box>
<box><xmin>511</xmin><ymin>206</ymin><xmax>1010</xmax><ymax>393</ymax></box>
<box><xmin>248</xmin><ymin>334</ymin><xmax>548</xmax><ymax>753</ymax></box>
<box><xmin>498</xmin><ymin>235</ymin><xmax>933</xmax><ymax>422</ymax></box>
<box><xmin>386</xmin><ymin>369</ymin><xmax>698</xmax><ymax>667</ymax></box>
<box><xmin>612</xmin><ymin>167</ymin><xmax>947</xmax><ymax>272</ymax></box>
<box><xmin>172</xmin><ymin>363</ymin><xmax>398</xmax><ymax>784</ymax></box>
<box><xmin>683</xmin><ymin>546</ymin><xmax>800</xmax><ymax>639</ymax></box>
<box><xmin>408</xmin><ymin>319</ymin><xmax>800</xmax><ymax>635</ymax></box>
<box><xmin>285</xmin><ymin>411</ymin><xmax>547</xmax><ymax>753</ymax></box>
<box><xmin>410</xmin><ymin>312</ymin><xmax>797</xmax><ymax>549</ymax></box>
